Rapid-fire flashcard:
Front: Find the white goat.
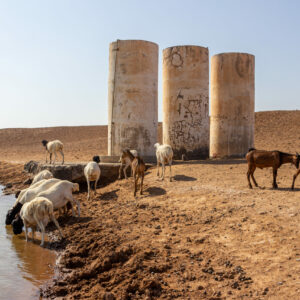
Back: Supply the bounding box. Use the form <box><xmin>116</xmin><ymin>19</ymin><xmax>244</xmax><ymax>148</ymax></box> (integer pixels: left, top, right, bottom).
<box><xmin>42</xmin><ymin>139</ymin><xmax>64</xmax><ymax>165</ymax></box>
<box><xmin>84</xmin><ymin>156</ymin><xmax>101</xmax><ymax>200</ymax></box>
<box><xmin>31</xmin><ymin>170</ymin><xmax>53</xmax><ymax>185</ymax></box>
<box><xmin>119</xmin><ymin>149</ymin><xmax>138</xmax><ymax>179</ymax></box>
<box><xmin>154</xmin><ymin>143</ymin><xmax>173</xmax><ymax>181</ymax></box>
<box><xmin>12</xmin><ymin>197</ymin><xmax>64</xmax><ymax>246</ymax></box>
<box><xmin>37</xmin><ymin>180</ymin><xmax>80</xmax><ymax>217</ymax></box>
<box><xmin>17</xmin><ymin>178</ymin><xmax>61</xmax><ymax>205</ymax></box>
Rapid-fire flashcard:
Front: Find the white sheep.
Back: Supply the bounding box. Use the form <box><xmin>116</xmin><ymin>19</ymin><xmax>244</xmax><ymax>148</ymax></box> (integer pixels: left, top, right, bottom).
<box><xmin>84</xmin><ymin>156</ymin><xmax>101</xmax><ymax>200</ymax></box>
<box><xmin>42</xmin><ymin>139</ymin><xmax>64</xmax><ymax>165</ymax></box>
<box><xmin>118</xmin><ymin>149</ymin><xmax>138</xmax><ymax>179</ymax></box>
<box><xmin>6</xmin><ymin>179</ymin><xmax>61</xmax><ymax>225</ymax></box>
<box><xmin>154</xmin><ymin>143</ymin><xmax>173</xmax><ymax>181</ymax></box>
<box><xmin>12</xmin><ymin>197</ymin><xmax>64</xmax><ymax>247</ymax></box>
<box><xmin>18</xmin><ymin>178</ymin><xmax>61</xmax><ymax>205</ymax></box>
<box><xmin>31</xmin><ymin>170</ymin><xmax>53</xmax><ymax>185</ymax></box>
<box><xmin>37</xmin><ymin>180</ymin><xmax>80</xmax><ymax>217</ymax></box>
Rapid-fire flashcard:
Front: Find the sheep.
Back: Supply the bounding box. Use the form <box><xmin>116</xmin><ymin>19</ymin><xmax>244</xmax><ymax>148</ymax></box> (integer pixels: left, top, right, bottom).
<box><xmin>6</xmin><ymin>178</ymin><xmax>61</xmax><ymax>225</ymax></box>
<box><xmin>31</xmin><ymin>170</ymin><xmax>53</xmax><ymax>185</ymax></box>
<box><xmin>11</xmin><ymin>197</ymin><xmax>64</xmax><ymax>247</ymax></box>
<box><xmin>119</xmin><ymin>149</ymin><xmax>138</xmax><ymax>180</ymax></box>
<box><xmin>37</xmin><ymin>180</ymin><xmax>80</xmax><ymax>217</ymax></box>
<box><xmin>84</xmin><ymin>156</ymin><xmax>101</xmax><ymax>200</ymax></box>
<box><xmin>246</xmin><ymin>148</ymin><xmax>300</xmax><ymax>189</ymax></box>
<box><xmin>42</xmin><ymin>139</ymin><xmax>64</xmax><ymax>165</ymax></box>
<box><xmin>154</xmin><ymin>143</ymin><xmax>173</xmax><ymax>181</ymax></box>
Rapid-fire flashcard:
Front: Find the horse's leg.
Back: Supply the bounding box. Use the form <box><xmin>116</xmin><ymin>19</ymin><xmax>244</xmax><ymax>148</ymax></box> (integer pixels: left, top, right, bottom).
<box><xmin>250</xmin><ymin>166</ymin><xmax>258</xmax><ymax>187</ymax></box>
<box><xmin>157</xmin><ymin>161</ymin><xmax>160</xmax><ymax>177</ymax></box>
<box><xmin>273</xmin><ymin>168</ymin><xmax>278</xmax><ymax>188</ymax></box>
<box><xmin>291</xmin><ymin>169</ymin><xmax>300</xmax><ymax>190</ymax></box>
<box><xmin>53</xmin><ymin>152</ymin><xmax>57</xmax><ymax>165</ymax></box>
<box><xmin>134</xmin><ymin>171</ymin><xmax>137</xmax><ymax>196</ymax></box>
<box><xmin>49</xmin><ymin>153</ymin><xmax>52</xmax><ymax>164</ymax></box>
<box><xmin>124</xmin><ymin>163</ymin><xmax>129</xmax><ymax>179</ymax></box>
<box><xmin>118</xmin><ymin>164</ymin><xmax>123</xmax><ymax>179</ymax></box>
<box><xmin>247</xmin><ymin>165</ymin><xmax>252</xmax><ymax>189</ymax></box>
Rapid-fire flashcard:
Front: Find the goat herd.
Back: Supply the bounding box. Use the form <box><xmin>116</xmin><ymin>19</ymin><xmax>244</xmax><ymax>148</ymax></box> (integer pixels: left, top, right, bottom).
<box><xmin>4</xmin><ymin>139</ymin><xmax>300</xmax><ymax>247</ymax></box>
<box><xmin>4</xmin><ymin>140</ymin><xmax>173</xmax><ymax>246</ymax></box>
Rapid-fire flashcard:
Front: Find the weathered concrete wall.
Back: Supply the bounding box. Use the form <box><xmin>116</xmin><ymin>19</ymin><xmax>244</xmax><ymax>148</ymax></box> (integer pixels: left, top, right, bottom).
<box><xmin>210</xmin><ymin>52</ymin><xmax>255</xmax><ymax>158</ymax></box>
<box><xmin>162</xmin><ymin>46</ymin><xmax>209</xmax><ymax>159</ymax></box>
<box><xmin>108</xmin><ymin>40</ymin><xmax>158</xmax><ymax>159</ymax></box>
<box><xmin>24</xmin><ymin>161</ymin><xmax>153</xmax><ymax>185</ymax></box>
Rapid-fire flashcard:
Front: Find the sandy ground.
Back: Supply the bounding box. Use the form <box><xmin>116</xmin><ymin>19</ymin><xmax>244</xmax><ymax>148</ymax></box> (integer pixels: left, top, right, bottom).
<box><xmin>1</xmin><ymin>110</ymin><xmax>300</xmax><ymax>299</ymax></box>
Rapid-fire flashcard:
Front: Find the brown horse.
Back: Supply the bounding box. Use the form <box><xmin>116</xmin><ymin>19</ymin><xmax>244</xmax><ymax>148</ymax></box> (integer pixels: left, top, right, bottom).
<box><xmin>246</xmin><ymin>148</ymin><xmax>300</xmax><ymax>189</ymax></box>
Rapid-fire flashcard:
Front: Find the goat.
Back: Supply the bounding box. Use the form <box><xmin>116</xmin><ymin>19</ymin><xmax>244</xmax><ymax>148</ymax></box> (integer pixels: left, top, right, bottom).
<box><xmin>246</xmin><ymin>148</ymin><xmax>300</xmax><ymax>189</ymax></box>
<box><xmin>154</xmin><ymin>143</ymin><xmax>173</xmax><ymax>181</ymax></box>
<box><xmin>84</xmin><ymin>156</ymin><xmax>101</xmax><ymax>200</ymax></box>
<box><xmin>121</xmin><ymin>150</ymin><xmax>145</xmax><ymax>196</ymax></box>
<box><xmin>6</xmin><ymin>178</ymin><xmax>61</xmax><ymax>225</ymax></box>
<box><xmin>118</xmin><ymin>149</ymin><xmax>138</xmax><ymax>179</ymax></box>
<box><xmin>42</xmin><ymin>140</ymin><xmax>64</xmax><ymax>165</ymax></box>
<box><xmin>37</xmin><ymin>180</ymin><xmax>80</xmax><ymax>217</ymax></box>
<box><xmin>12</xmin><ymin>197</ymin><xmax>64</xmax><ymax>247</ymax></box>
<box><xmin>31</xmin><ymin>170</ymin><xmax>53</xmax><ymax>185</ymax></box>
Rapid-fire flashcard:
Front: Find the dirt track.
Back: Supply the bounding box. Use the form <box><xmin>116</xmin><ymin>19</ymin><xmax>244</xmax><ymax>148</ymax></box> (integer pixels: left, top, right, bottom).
<box><xmin>1</xmin><ymin>111</ymin><xmax>300</xmax><ymax>299</ymax></box>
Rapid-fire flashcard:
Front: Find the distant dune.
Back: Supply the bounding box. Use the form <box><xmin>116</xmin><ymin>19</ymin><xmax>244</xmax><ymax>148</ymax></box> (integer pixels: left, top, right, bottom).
<box><xmin>0</xmin><ymin>111</ymin><xmax>299</xmax><ymax>163</ymax></box>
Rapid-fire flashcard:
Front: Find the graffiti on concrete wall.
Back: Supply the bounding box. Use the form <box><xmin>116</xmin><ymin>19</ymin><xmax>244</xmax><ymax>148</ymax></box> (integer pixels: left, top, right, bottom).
<box><xmin>168</xmin><ymin>89</ymin><xmax>209</xmax><ymax>154</ymax></box>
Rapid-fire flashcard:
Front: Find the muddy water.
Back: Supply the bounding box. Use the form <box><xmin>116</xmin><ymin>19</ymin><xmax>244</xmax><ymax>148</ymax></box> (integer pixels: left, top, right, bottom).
<box><xmin>0</xmin><ymin>186</ymin><xmax>56</xmax><ymax>299</ymax></box>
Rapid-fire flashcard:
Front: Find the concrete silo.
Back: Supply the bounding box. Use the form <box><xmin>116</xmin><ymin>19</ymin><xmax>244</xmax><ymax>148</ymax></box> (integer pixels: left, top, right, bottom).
<box><xmin>106</xmin><ymin>40</ymin><xmax>158</xmax><ymax>162</ymax></box>
<box><xmin>162</xmin><ymin>45</ymin><xmax>209</xmax><ymax>159</ymax></box>
<box><xmin>210</xmin><ymin>52</ymin><xmax>255</xmax><ymax>158</ymax></box>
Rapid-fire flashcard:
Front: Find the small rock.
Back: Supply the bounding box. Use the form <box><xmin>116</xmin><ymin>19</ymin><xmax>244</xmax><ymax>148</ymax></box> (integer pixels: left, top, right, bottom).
<box><xmin>262</xmin><ymin>287</ymin><xmax>269</xmax><ymax>295</ymax></box>
<box><xmin>6</xmin><ymin>183</ymin><xmax>12</xmax><ymax>188</ymax></box>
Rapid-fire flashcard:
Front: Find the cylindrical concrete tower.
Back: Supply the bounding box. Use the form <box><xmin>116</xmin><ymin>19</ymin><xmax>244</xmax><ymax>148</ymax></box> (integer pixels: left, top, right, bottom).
<box><xmin>210</xmin><ymin>52</ymin><xmax>255</xmax><ymax>158</ymax></box>
<box><xmin>107</xmin><ymin>40</ymin><xmax>158</xmax><ymax>161</ymax></box>
<box><xmin>162</xmin><ymin>45</ymin><xmax>209</xmax><ymax>159</ymax></box>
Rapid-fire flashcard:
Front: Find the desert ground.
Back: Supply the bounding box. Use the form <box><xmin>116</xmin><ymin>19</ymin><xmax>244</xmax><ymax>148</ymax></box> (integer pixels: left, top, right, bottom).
<box><xmin>0</xmin><ymin>110</ymin><xmax>300</xmax><ymax>299</ymax></box>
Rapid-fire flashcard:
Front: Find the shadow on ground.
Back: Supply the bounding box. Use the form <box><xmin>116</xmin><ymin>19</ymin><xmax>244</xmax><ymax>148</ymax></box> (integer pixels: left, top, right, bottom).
<box><xmin>144</xmin><ymin>187</ymin><xmax>166</xmax><ymax>197</ymax></box>
<box><xmin>99</xmin><ymin>189</ymin><xmax>120</xmax><ymax>200</ymax></box>
<box><xmin>173</xmin><ymin>174</ymin><xmax>197</xmax><ymax>181</ymax></box>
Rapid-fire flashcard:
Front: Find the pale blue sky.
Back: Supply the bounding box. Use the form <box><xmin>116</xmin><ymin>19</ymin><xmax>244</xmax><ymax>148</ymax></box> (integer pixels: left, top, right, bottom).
<box><xmin>0</xmin><ymin>0</ymin><xmax>299</xmax><ymax>128</ymax></box>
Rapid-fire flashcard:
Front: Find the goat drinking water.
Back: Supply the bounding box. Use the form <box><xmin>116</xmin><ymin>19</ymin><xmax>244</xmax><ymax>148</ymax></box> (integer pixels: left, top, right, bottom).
<box><xmin>246</xmin><ymin>148</ymin><xmax>300</xmax><ymax>189</ymax></box>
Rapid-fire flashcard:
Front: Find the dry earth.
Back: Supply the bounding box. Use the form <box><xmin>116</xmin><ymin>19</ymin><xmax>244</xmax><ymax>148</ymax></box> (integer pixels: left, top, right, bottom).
<box><xmin>0</xmin><ymin>111</ymin><xmax>300</xmax><ymax>299</ymax></box>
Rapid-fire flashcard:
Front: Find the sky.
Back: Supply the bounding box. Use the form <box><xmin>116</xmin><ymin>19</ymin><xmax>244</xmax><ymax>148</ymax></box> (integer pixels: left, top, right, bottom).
<box><xmin>0</xmin><ymin>0</ymin><xmax>299</xmax><ymax>128</ymax></box>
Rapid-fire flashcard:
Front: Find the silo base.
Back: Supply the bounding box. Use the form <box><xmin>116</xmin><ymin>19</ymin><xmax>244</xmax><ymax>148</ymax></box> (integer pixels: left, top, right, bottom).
<box><xmin>173</xmin><ymin>147</ymin><xmax>209</xmax><ymax>160</ymax></box>
<box><xmin>100</xmin><ymin>155</ymin><xmax>157</xmax><ymax>164</ymax></box>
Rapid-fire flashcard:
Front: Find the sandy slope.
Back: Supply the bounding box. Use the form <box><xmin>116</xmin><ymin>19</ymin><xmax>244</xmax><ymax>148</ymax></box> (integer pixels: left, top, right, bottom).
<box><xmin>1</xmin><ymin>110</ymin><xmax>300</xmax><ymax>299</ymax></box>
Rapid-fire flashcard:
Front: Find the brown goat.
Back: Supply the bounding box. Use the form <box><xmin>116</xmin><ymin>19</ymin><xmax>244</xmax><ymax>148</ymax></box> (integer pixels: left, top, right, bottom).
<box><xmin>246</xmin><ymin>148</ymin><xmax>300</xmax><ymax>189</ymax></box>
<box><xmin>122</xmin><ymin>150</ymin><xmax>146</xmax><ymax>196</ymax></box>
